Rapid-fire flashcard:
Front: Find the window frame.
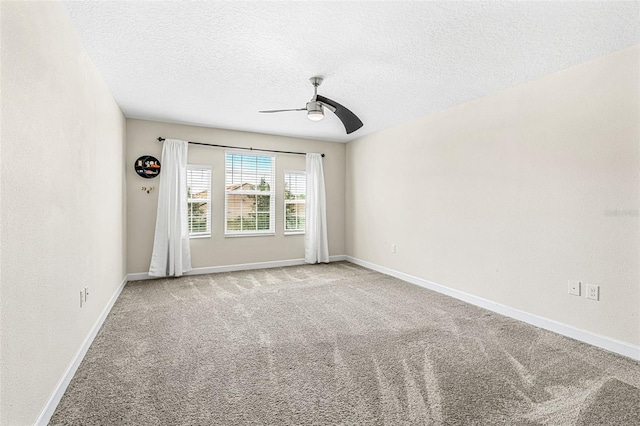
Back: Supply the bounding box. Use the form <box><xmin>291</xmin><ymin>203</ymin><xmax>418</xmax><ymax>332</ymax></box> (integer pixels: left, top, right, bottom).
<box><xmin>224</xmin><ymin>151</ymin><xmax>276</xmax><ymax>237</ymax></box>
<box><xmin>283</xmin><ymin>170</ymin><xmax>306</xmax><ymax>235</ymax></box>
<box><xmin>186</xmin><ymin>164</ymin><xmax>212</xmax><ymax>239</ymax></box>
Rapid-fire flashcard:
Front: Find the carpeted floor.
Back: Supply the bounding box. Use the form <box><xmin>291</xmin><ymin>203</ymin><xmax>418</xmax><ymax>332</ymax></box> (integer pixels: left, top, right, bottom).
<box><xmin>51</xmin><ymin>262</ymin><xmax>639</xmax><ymax>425</ymax></box>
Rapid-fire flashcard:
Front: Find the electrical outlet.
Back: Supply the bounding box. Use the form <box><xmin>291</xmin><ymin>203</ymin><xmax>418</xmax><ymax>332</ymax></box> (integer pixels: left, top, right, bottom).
<box><xmin>84</xmin><ymin>286</ymin><xmax>89</xmax><ymax>302</ymax></box>
<box><xmin>391</xmin><ymin>244</ymin><xmax>397</xmax><ymax>253</ymax></box>
<box><xmin>80</xmin><ymin>290</ymin><xmax>84</xmax><ymax>308</ymax></box>
<box><xmin>586</xmin><ymin>284</ymin><xmax>599</xmax><ymax>300</ymax></box>
<box><xmin>568</xmin><ymin>280</ymin><xmax>581</xmax><ymax>296</ymax></box>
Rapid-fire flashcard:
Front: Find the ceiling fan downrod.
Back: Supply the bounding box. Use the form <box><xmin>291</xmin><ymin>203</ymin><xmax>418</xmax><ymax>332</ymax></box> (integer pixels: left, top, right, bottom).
<box><xmin>307</xmin><ymin>77</ymin><xmax>324</xmax><ymax>121</ymax></box>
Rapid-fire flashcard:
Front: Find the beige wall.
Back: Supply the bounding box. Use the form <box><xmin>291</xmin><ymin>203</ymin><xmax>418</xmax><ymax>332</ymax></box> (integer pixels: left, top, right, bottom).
<box><xmin>0</xmin><ymin>2</ymin><xmax>127</xmax><ymax>424</ymax></box>
<box><xmin>346</xmin><ymin>46</ymin><xmax>640</xmax><ymax>346</ymax></box>
<box><xmin>126</xmin><ymin>119</ymin><xmax>345</xmax><ymax>274</ymax></box>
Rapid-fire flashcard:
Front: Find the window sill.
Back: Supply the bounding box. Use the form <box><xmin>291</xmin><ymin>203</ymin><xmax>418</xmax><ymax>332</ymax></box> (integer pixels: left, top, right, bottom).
<box><xmin>284</xmin><ymin>231</ymin><xmax>305</xmax><ymax>236</ymax></box>
<box><xmin>225</xmin><ymin>232</ymin><xmax>275</xmax><ymax>238</ymax></box>
<box><xmin>190</xmin><ymin>234</ymin><xmax>211</xmax><ymax>239</ymax></box>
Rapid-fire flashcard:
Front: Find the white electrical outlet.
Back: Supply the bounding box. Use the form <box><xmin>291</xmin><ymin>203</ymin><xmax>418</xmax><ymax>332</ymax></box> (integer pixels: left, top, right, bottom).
<box><xmin>568</xmin><ymin>280</ymin><xmax>581</xmax><ymax>296</ymax></box>
<box><xmin>391</xmin><ymin>244</ymin><xmax>397</xmax><ymax>253</ymax></box>
<box><xmin>84</xmin><ymin>286</ymin><xmax>89</xmax><ymax>302</ymax></box>
<box><xmin>586</xmin><ymin>284</ymin><xmax>599</xmax><ymax>300</ymax></box>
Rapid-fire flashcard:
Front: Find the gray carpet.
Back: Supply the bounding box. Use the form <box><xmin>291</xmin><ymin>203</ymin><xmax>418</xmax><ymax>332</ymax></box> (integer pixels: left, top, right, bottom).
<box><xmin>51</xmin><ymin>262</ymin><xmax>639</xmax><ymax>425</ymax></box>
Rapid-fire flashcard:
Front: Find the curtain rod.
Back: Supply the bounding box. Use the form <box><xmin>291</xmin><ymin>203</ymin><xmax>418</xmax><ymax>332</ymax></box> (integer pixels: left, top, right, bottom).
<box><xmin>157</xmin><ymin>137</ymin><xmax>324</xmax><ymax>157</ymax></box>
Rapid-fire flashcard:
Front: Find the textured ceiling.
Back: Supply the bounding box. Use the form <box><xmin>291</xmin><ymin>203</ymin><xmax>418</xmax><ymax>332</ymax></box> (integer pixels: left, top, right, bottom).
<box><xmin>63</xmin><ymin>1</ymin><xmax>639</xmax><ymax>143</ymax></box>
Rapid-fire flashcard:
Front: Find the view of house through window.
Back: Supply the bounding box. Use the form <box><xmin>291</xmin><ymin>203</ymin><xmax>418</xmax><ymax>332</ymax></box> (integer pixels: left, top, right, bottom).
<box><xmin>284</xmin><ymin>171</ymin><xmax>306</xmax><ymax>233</ymax></box>
<box><xmin>186</xmin><ymin>164</ymin><xmax>212</xmax><ymax>237</ymax></box>
<box><xmin>225</xmin><ymin>152</ymin><xmax>275</xmax><ymax>235</ymax></box>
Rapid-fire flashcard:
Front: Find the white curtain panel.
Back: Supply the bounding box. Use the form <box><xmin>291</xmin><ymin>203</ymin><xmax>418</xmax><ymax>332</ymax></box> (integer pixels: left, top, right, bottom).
<box><xmin>149</xmin><ymin>139</ymin><xmax>192</xmax><ymax>277</ymax></box>
<box><xmin>305</xmin><ymin>153</ymin><xmax>329</xmax><ymax>263</ymax></box>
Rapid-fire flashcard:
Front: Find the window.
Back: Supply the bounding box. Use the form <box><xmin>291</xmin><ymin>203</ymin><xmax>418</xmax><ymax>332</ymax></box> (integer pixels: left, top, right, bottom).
<box><xmin>225</xmin><ymin>152</ymin><xmax>275</xmax><ymax>235</ymax></box>
<box><xmin>284</xmin><ymin>171</ymin><xmax>306</xmax><ymax>234</ymax></box>
<box><xmin>187</xmin><ymin>164</ymin><xmax>212</xmax><ymax>237</ymax></box>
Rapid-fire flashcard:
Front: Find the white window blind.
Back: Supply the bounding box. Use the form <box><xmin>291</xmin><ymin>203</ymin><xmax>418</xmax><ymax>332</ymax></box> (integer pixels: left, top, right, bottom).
<box><xmin>225</xmin><ymin>152</ymin><xmax>275</xmax><ymax>235</ymax></box>
<box><xmin>284</xmin><ymin>171</ymin><xmax>306</xmax><ymax>234</ymax></box>
<box><xmin>187</xmin><ymin>164</ymin><xmax>212</xmax><ymax>237</ymax></box>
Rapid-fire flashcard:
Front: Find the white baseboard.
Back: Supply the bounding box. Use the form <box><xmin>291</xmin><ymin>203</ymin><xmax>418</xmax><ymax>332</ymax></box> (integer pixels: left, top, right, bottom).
<box><xmin>128</xmin><ymin>255</ymin><xmax>347</xmax><ymax>281</ymax></box>
<box><xmin>345</xmin><ymin>256</ymin><xmax>640</xmax><ymax>361</ymax></box>
<box><xmin>35</xmin><ymin>275</ymin><xmax>129</xmax><ymax>426</ymax></box>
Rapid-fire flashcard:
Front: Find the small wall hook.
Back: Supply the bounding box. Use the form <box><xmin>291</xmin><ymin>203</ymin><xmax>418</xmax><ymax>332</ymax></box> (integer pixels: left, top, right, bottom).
<box><xmin>141</xmin><ymin>186</ymin><xmax>156</xmax><ymax>194</ymax></box>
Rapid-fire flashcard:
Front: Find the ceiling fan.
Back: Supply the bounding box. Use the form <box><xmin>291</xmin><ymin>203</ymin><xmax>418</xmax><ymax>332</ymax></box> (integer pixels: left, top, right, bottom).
<box><xmin>259</xmin><ymin>77</ymin><xmax>363</xmax><ymax>134</ymax></box>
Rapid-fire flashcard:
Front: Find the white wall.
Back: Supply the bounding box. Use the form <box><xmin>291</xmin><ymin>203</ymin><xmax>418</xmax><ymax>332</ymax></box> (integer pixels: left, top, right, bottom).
<box><xmin>346</xmin><ymin>46</ymin><xmax>640</xmax><ymax>347</ymax></box>
<box><xmin>126</xmin><ymin>119</ymin><xmax>345</xmax><ymax>274</ymax></box>
<box><xmin>0</xmin><ymin>2</ymin><xmax>127</xmax><ymax>424</ymax></box>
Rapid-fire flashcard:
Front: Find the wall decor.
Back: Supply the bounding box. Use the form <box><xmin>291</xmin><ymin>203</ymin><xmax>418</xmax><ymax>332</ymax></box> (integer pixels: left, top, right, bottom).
<box><xmin>134</xmin><ymin>155</ymin><xmax>161</xmax><ymax>178</ymax></box>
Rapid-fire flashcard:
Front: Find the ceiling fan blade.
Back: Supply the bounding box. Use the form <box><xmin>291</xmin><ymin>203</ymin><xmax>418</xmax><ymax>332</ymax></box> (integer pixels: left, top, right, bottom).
<box><xmin>316</xmin><ymin>95</ymin><xmax>363</xmax><ymax>134</ymax></box>
<box><xmin>259</xmin><ymin>108</ymin><xmax>306</xmax><ymax>113</ymax></box>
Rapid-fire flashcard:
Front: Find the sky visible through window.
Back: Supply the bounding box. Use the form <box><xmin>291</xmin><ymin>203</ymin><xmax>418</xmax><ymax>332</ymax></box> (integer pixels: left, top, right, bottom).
<box><xmin>225</xmin><ymin>154</ymin><xmax>274</xmax><ymax>189</ymax></box>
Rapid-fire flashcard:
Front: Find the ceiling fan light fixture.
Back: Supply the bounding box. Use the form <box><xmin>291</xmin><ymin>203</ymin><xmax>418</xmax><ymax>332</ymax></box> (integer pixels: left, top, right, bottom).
<box><xmin>306</xmin><ymin>101</ymin><xmax>324</xmax><ymax>121</ymax></box>
<box><xmin>307</xmin><ymin>109</ymin><xmax>324</xmax><ymax>121</ymax></box>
